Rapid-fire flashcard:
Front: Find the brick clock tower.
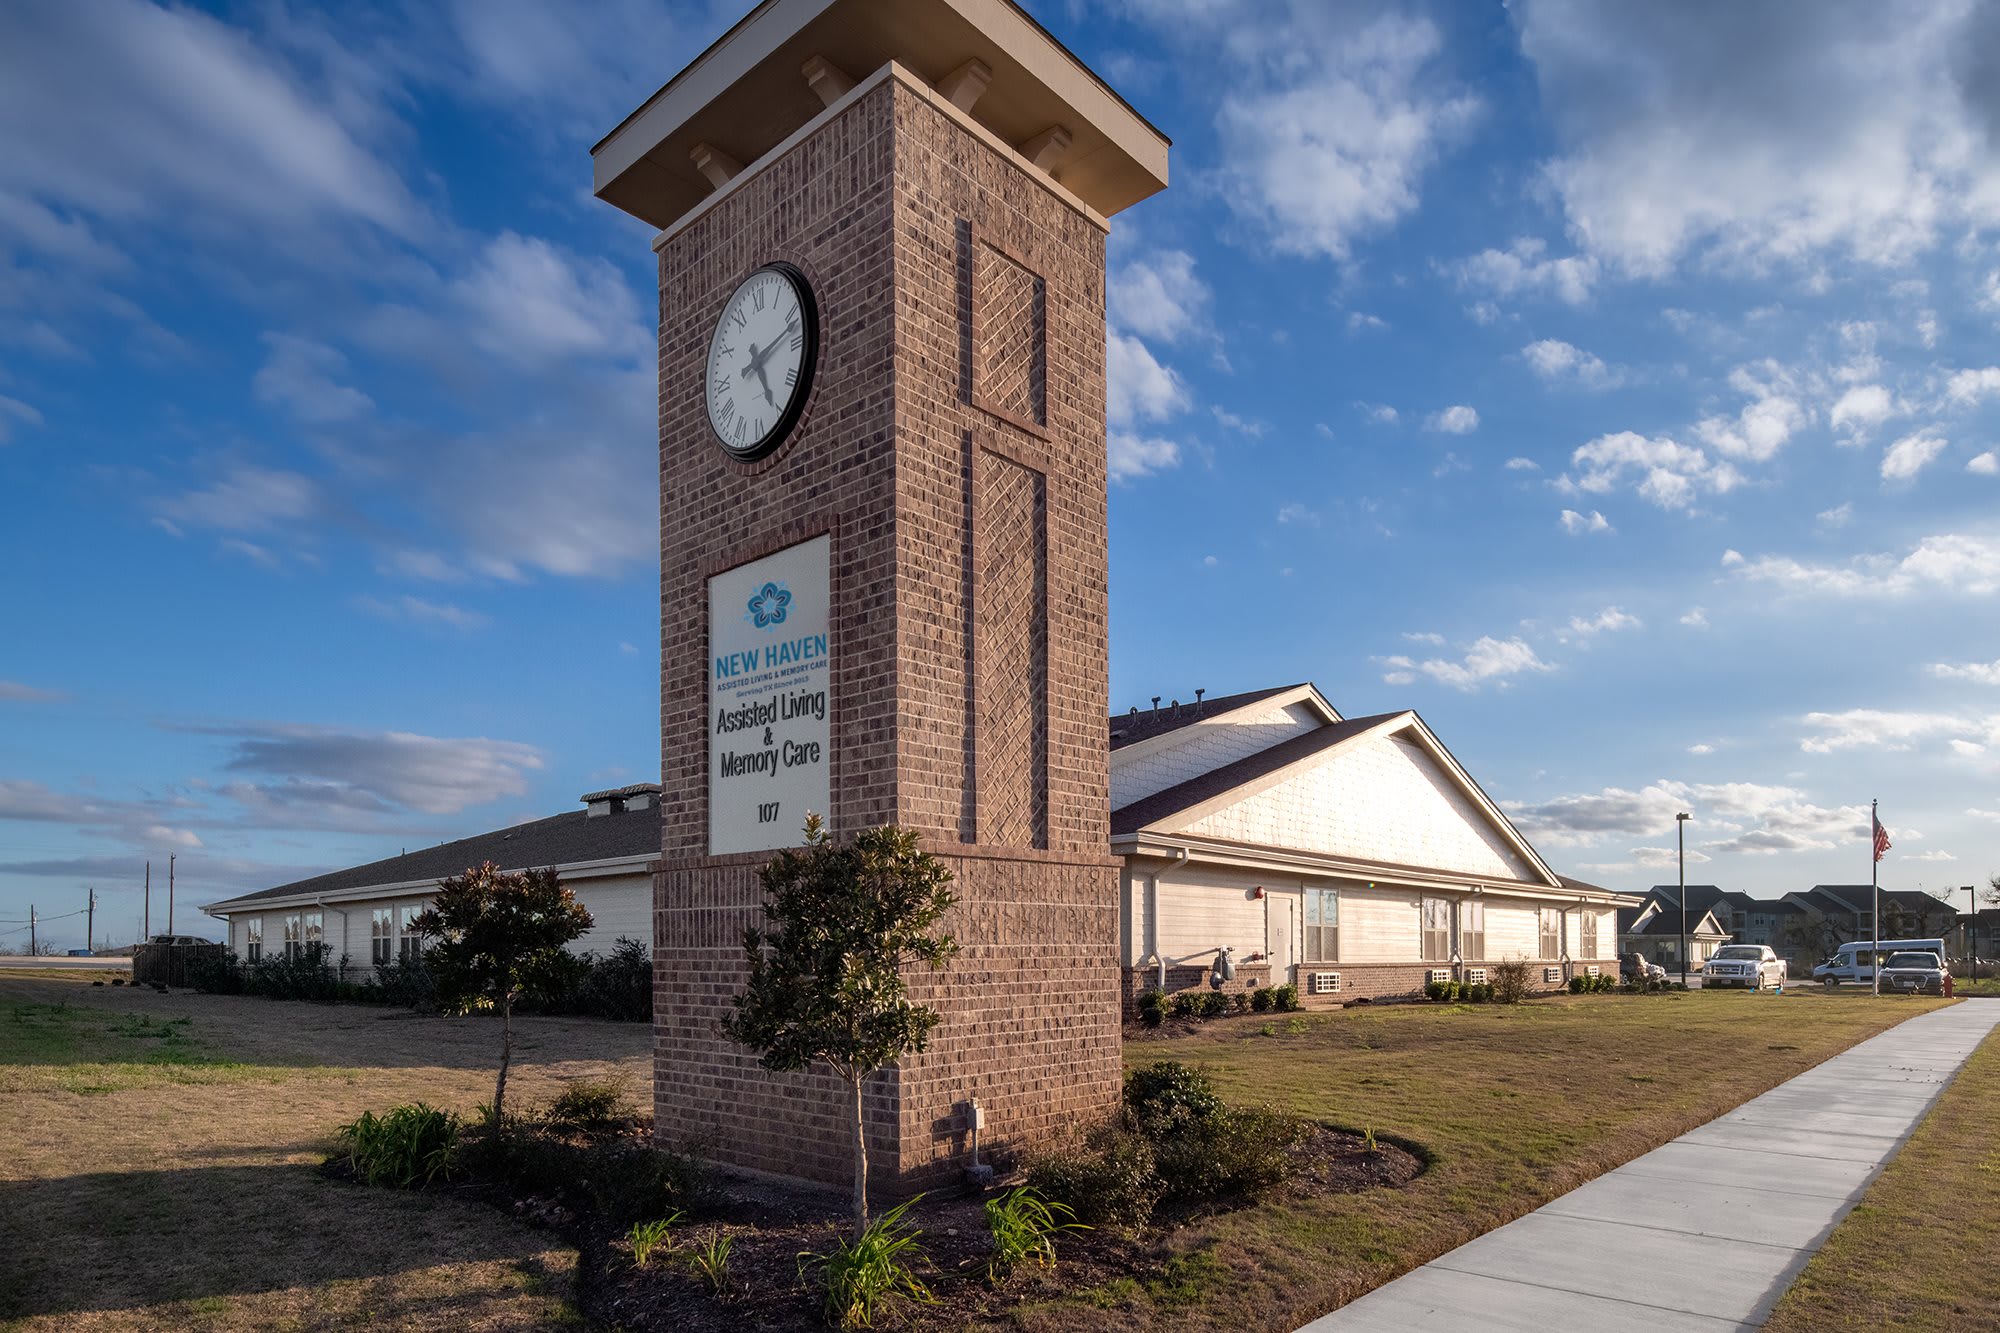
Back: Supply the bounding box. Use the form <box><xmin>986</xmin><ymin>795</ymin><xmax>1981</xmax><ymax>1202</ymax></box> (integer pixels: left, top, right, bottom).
<box><xmin>592</xmin><ymin>0</ymin><xmax>1167</xmax><ymax>1190</ymax></box>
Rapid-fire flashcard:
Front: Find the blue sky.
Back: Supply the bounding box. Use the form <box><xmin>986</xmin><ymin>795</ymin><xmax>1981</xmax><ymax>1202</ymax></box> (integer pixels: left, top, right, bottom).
<box><xmin>4</xmin><ymin>0</ymin><xmax>1999</xmax><ymax>950</ymax></box>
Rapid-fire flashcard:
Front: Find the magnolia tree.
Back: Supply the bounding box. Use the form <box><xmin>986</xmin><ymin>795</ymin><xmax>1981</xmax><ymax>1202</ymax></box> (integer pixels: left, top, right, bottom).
<box><xmin>722</xmin><ymin>815</ymin><xmax>957</xmax><ymax>1236</ymax></box>
<box><xmin>413</xmin><ymin>862</ymin><xmax>593</xmax><ymax>1135</ymax></box>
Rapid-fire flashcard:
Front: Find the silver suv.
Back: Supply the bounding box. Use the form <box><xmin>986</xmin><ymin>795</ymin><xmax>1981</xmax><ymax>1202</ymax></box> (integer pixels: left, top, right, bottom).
<box><xmin>1878</xmin><ymin>951</ymin><xmax>1947</xmax><ymax>996</ymax></box>
<box><xmin>1703</xmin><ymin>944</ymin><xmax>1788</xmax><ymax>990</ymax></box>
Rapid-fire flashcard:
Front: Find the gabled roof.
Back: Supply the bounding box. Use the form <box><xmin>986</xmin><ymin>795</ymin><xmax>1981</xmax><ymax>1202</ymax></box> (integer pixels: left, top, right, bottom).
<box><xmin>1111</xmin><ymin>707</ymin><xmax>1568</xmax><ymax>891</ymax></box>
<box><xmin>204</xmin><ymin>802</ymin><xmax>662</xmax><ymax>912</ymax></box>
<box><xmin>1107</xmin><ymin>683</ymin><xmax>1329</xmax><ymax>751</ymax></box>
<box><xmin>1621</xmin><ymin>902</ymin><xmax>1727</xmax><ymax>937</ymax></box>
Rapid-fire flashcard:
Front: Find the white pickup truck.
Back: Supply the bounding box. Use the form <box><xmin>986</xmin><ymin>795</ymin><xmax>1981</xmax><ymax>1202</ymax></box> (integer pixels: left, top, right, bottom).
<box><xmin>1702</xmin><ymin>944</ymin><xmax>1788</xmax><ymax>990</ymax></box>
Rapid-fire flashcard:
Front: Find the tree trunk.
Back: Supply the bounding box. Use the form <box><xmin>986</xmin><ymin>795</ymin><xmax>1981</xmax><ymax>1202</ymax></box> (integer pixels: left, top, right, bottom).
<box><xmin>848</xmin><ymin>1069</ymin><xmax>868</xmax><ymax>1238</ymax></box>
<box><xmin>493</xmin><ymin>988</ymin><xmax>514</xmax><ymax>1139</ymax></box>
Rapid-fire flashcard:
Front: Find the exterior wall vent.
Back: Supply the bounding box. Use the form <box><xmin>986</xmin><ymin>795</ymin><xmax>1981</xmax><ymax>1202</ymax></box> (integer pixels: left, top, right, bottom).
<box><xmin>1464</xmin><ymin>967</ymin><xmax>1487</xmax><ymax>986</ymax></box>
<box><xmin>1543</xmin><ymin>966</ymin><xmax>1561</xmax><ymax>984</ymax></box>
<box><xmin>1584</xmin><ymin>964</ymin><xmax>1601</xmax><ymax>977</ymax></box>
<box><xmin>1308</xmin><ymin>970</ymin><xmax>1342</xmax><ymax>995</ymax></box>
<box><xmin>1426</xmin><ymin>968</ymin><xmax>1451</xmax><ymax>987</ymax></box>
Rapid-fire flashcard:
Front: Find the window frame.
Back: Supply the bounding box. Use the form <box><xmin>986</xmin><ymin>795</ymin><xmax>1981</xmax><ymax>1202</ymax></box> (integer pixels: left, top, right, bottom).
<box><xmin>398</xmin><ymin>903</ymin><xmax>423</xmax><ymax>962</ymax></box>
<box><xmin>1459</xmin><ymin>898</ymin><xmax>1486</xmax><ymax>961</ymax></box>
<box><xmin>284</xmin><ymin>913</ymin><xmax>302</xmax><ymax>961</ymax></box>
<box><xmin>1538</xmin><ymin>906</ymin><xmax>1560</xmax><ymax>960</ymax></box>
<box><xmin>1420</xmin><ymin>896</ymin><xmax>1451</xmax><ymax>962</ymax></box>
<box><xmin>371</xmin><ymin>907</ymin><xmax>393</xmax><ymax>967</ymax></box>
<box><xmin>1580</xmin><ymin>909</ymin><xmax>1599</xmax><ymax>958</ymax></box>
<box><xmin>244</xmin><ymin>916</ymin><xmax>263</xmax><ymax>964</ymax></box>
<box><xmin>1303</xmin><ymin>887</ymin><xmax>1340</xmax><ymax>962</ymax></box>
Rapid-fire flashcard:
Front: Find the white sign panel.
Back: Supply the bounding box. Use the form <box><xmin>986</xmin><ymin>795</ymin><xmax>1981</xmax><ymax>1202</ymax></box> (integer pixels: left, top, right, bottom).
<box><xmin>707</xmin><ymin>535</ymin><xmax>831</xmax><ymax>855</ymax></box>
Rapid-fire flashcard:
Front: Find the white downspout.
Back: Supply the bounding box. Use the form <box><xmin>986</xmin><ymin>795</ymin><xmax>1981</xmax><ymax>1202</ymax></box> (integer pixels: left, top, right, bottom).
<box><xmin>1147</xmin><ymin>848</ymin><xmax>1191</xmax><ymax>990</ymax></box>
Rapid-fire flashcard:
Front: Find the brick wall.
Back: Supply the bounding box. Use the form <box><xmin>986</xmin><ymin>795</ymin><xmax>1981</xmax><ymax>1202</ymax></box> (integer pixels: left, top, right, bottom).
<box><xmin>652</xmin><ymin>74</ymin><xmax>1121</xmax><ymax>1192</ymax></box>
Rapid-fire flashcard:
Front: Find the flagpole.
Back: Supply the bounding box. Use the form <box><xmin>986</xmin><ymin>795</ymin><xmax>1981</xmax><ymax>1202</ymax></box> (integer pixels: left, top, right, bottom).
<box><xmin>1871</xmin><ymin>798</ymin><xmax>1880</xmax><ymax>997</ymax></box>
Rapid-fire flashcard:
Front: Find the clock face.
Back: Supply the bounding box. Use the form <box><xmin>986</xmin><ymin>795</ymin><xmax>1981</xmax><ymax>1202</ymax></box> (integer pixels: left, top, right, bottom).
<box><xmin>704</xmin><ymin>263</ymin><xmax>817</xmax><ymax>461</ymax></box>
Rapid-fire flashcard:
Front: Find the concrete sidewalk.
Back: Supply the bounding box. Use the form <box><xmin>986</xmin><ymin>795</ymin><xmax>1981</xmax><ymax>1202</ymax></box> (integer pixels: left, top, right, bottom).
<box><xmin>1301</xmin><ymin>1000</ymin><xmax>2000</xmax><ymax>1332</ymax></box>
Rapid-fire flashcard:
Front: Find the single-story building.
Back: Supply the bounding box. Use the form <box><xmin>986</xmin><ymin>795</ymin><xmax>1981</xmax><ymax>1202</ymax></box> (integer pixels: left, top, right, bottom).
<box><xmin>201</xmin><ymin>785</ymin><xmax>661</xmax><ymax>969</ymax></box>
<box><xmin>1616</xmin><ymin>896</ymin><xmax>1731</xmax><ymax>970</ymax></box>
<box><xmin>1109</xmin><ymin>684</ymin><xmax>1628</xmax><ymax>1007</ymax></box>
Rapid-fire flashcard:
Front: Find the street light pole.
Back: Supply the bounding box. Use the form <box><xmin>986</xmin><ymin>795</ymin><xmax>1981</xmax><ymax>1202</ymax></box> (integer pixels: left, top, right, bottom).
<box><xmin>1677</xmin><ymin>812</ymin><xmax>1692</xmax><ymax>987</ymax></box>
<box><xmin>1964</xmin><ymin>886</ymin><xmax>1979</xmax><ymax>980</ymax></box>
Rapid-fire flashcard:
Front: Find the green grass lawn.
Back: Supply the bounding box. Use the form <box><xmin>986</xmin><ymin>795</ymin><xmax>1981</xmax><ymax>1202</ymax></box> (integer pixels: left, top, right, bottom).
<box><xmin>1009</xmin><ymin>989</ymin><xmax>1955</xmax><ymax>1332</ymax></box>
<box><xmin>1763</xmin><ymin>1009</ymin><xmax>2000</xmax><ymax>1332</ymax></box>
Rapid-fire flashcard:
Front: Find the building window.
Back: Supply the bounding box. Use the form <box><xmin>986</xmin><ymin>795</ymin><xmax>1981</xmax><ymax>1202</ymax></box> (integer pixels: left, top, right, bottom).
<box><xmin>1421</xmin><ymin>897</ymin><xmax>1451</xmax><ymax>962</ymax></box>
<box><xmin>371</xmin><ymin>908</ymin><xmax>392</xmax><ymax>967</ymax></box>
<box><xmin>398</xmin><ymin>904</ymin><xmax>423</xmax><ymax>962</ymax></box>
<box><xmin>1581</xmin><ymin>910</ymin><xmax>1599</xmax><ymax>958</ymax></box>
<box><xmin>303</xmin><ymin>911</ymin><xmax>324</xmax><ymax>959</ymax></box>
<box><xmin>1459</xmin><ymin>899</ymin><xmax>1485</xmax><ymax>961</ymax></box>
<box><xmin>1304</xmin><ymin>888</ymin><xmax>1340</xmax><ymax>961</ymax></box>
<box><xmin>1539</xmin><ymin>907</ymin><xmax>1560</xmax><ymax>959</ymax></box>
<box><xmin>284</xmin><ymin>914</ymin><xmax>302</xmax><ymax>961</ymax></box>
<box><xmin>244</xmin><ymin>917</ymin><xmax>262</xmax><ymax>964</ymax></box>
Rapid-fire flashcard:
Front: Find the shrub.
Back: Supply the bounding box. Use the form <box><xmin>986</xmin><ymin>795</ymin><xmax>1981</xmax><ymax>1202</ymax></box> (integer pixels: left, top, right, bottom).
<box><xmin>629</xmin><ymin>1213</ymin><xmax>681</xmax><ymax>1267</ymax></box>
<box><xmin>1567</xmin><ymin>975</ymin><xmax>1585</xmax><ymax>995</ymax></box>
<box><xmin>1467</xmin><ymin>982</ymin><xmax>1491</xmax><ymax>1003</ymax></box>
<box><xmin>246</xmin><ymin>944</ymin><xmax>340</xmax><ymax>1003</ymax></box>
<box><xmin>803</xmin><ymin>1196</ymin><xmax>934</xmax><ymax>1330</ymax></box>
<box><xmin>580</xmin><ymin>936</ymin><xmax>653</xmax><ymax>1021</ymax></box>
<box><xmin>1271</xmin><ymin>983</ymin><xmax>1301</xmax><ymax>1012</ymax></box>
<box><xmin>373</xmin><ymin>954</ymin><xmax>436</xmax><ymax>1009</ymax></box>
<box><xmin>1025</xmin><ymin>1123</ymin><xmax>1156</xmax><ymax>1230</ymax></box>
<box><xmin>336</xmin><ymin>1103</ymin><xmax>463</xmax><ymax>1189</ymax></box>
<box><xmin>684</xmin><ymin>1229</ymin><xmax>733</xmax><ymax>1296</ymax></box>
<box><xmin>1491</xmin><ymin>958</ymin><xmax>1530</xmax><ymax>1004</ymax></box>
<box><xmin>546</xmin><ymin>1079</ymin><xmax>625</xmax><ymax>1129</ymax></box>
<box><xmin>1229</xmin><ymin>992</ymin><xmax>1251</xmax><ymax>1014</ymax></box>
<box><xmin>1126</xmin><ymin>1061</ymin><xmax>1225</xmax><ymax>1127</ymax></box>
<box><xmin>984</xmin><ymin>1185</ymin><xmax>1086</xmax><ymax>1282</ymax></box>
<box><xmin>1249</xmin><ymin>987</ymin><xmax>1275</xmax><ymax>1012</ymax></box>
<box><xmin>187</xmin><ymin>950</ymin><xmax>244</xmax><ymax>995</ymax></box>
<box><xmin>1169</xmin><ymin>991</ymin><xmax>1199</xmax><ymax>1019</ymax></box>
<box><xmin>1136</xmin><ymin>988</ymin><xmax>1167</xmax><ymax>1027</ymax></box>
<box><xmin>1195</xmin><ymin>991</ymin><xmax>1230</xmax><ymax>1019</ymax></box>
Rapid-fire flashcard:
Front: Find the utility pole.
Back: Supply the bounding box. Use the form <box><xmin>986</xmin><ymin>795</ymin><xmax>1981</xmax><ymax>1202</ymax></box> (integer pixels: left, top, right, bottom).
<box><xmin>167</xmin><ymin>854</ymin><xmax>175</xmax><ymax>937</ymax></box>
<box><xmin>144</xmin><ymin>861</ymin><xmax>151</xmax><ymax>941</ymax></box>
<box><xmin>86</xmin><ymin>888</ymin><xmax>95</xmax><ymax>955</ymax></box>
<box><xmin>28</xmin><ymin>904</ymin><xmax>35</xmax><ymax>957</ymax></box>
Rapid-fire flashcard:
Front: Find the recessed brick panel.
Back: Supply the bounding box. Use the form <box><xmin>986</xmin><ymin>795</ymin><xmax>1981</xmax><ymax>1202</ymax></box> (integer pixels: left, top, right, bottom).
<box><xmin>975</xmin><ymin>448</ymin><xmax>1047</xmax><ymax>849</ymax></box>
<box><xmin>971</xmin><ymin>240</ymin><xmax>1046</xmax><ymax>431</ymax></box>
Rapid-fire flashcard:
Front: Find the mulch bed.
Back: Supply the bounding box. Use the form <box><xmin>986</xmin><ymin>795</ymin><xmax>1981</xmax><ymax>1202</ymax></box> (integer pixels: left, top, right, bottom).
<box><xmin>580</xmin><ymin>1124</ymin><xmax>1422</xmax><ymax>1330</ymax></box>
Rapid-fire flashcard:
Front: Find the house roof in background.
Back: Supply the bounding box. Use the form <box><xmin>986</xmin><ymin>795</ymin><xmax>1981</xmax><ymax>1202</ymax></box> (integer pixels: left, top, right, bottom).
<box><xmin>1107</xmin><ymin>683</ymin><xmax>1304</xmax><ymax>750</ymax></box>
<box><xmin>204</xmin><ymin>802</ymin><xmax>661</xmax><ymax>911</ymax></box>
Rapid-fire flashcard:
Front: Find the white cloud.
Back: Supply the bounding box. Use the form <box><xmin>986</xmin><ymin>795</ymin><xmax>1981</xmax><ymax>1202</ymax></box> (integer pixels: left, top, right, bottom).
<box><xmin>1909</xmin><ymin>849</ymin><xmax>1958</xmax><ymax>862</ymax></box>
<box><xmin>1969</xmin><ymin>451</ymin><xmax>1999</xmax><ymax>476</ymax></box>
<box><xmin>0</xmin><ymin>0</ymin><xmax>423</xmax><ymax>240</ymax></box>
<box><xmin>1799</xmin><ymin>708</ymin><xmax>1995</xmax><ymax>755</ymax></box>
<box><xmin>1361</xmin><ymin>403</ymin><xmax>1399</xmax><ymax>425</ymax></box>
<box><xmin>1277</xmin><ymin>502</ymin><xmax>1318</xmax><ymax>525</ymax></box>
<box><xmin>1507</xmin><ymin>778</ymin><xmax>1870</xmax><ymax>856</ymax></box>
<box><xmin>1881</xmin><ymin>429</ymin><xmax>1947</xmax><ymax>482</ymax></box>
<box><xmin>1402</xmin><ymin>631</ymin><xmax>1446</xmax><ymax>646</ymax></box>
<box><xmin>1829</xmin><ymin>384</ymin><xmax>1896</xmax><ymax>441</ymax></box>
<box><xmin>1109</xmin><ymin>249</ymin><xmax>1211</xmax><ymax>345</ymax></box>
<box><xmin>253</xmin><ymin>333</ymin><xmax>373</xmax><ymax>424</ymax></box>
<box><xmin>1107</xmin><ymin>431</ymin><xmax>1181</xmax><ymax>482</ymax></box>
<box><xmin>155</xmin><ymin>465</ymin><xmax>317</xmax><ymax>534</ymax></box>
<box><xmin>1692</xmin><ymin>361</ymin><xmax>1807</xmax><ymax>463</ymax></box>
<box><xmin>185</xmin><ymin>720</ymin><xmax>544</xmax><ymax>816</ymax></box>
<box><xmin>1559</xmin><ymin>430</ymin><xmax>1742</xmax><ymax>512</ymax></box>
<box><xmin>1453</xmin><ymin>236</ymin><xmax>1598</xmax><ymax>304</ymax></box>
<box><xmin>1211</xmin><ymin>407</ymin><xmax>1265</xmax><ymax>436</ymax></box>
<box><xmin>1426</xmin><ymin>404</ymin><xmax>1479</xmax><ymax>434</ymax></box>
<box><xmin>1505</xmin><ymin>457</ymin><xmax>1541</xmax><ymax>471</ymax></box>
<box><xmin>1946</xmin><ymin>367</ymin><xmax>2000</xmax><ymax>406</ymax></box>
<box><xmin>1680</xmin><ymin>607</ymin><xmax>1708</xmax><ymax>628</ymax></box>
<box><xmin>1107</xmin><ymin>331</ymin><xmax>1190</xmax><ymax>427</ymax></box>
<box><xmin>1566</xmin><ymin>607</ymin><xmax>1641</xmax><ymax>638</ymax></box>
<box><xmin>1180</xmin><ymin>7</ymin><xmax>1480</xmax><ymax>261</ymax></box>
<box><xmin>354</xmin><ymin>594</ymin><xmax>487</xmax><ymax>631</ymax></box>
<box><xmin>1732</xmin><ymin>532</ymin><xmax>2000</xmax><ymax>598</ymax></box>
<box><xmin>1817</xmin><ymin>502</ymin><xmax>1853</xmax><ymax>529</ymax></box>
<box><xmin>1559</xmin><ymin>508</ymin><xmax>1611</xmax><ymax>535</ymax></box>
<box><xmin>0</xmin><ymin>394</ymin><xmax>44</xmax><ymax>444</ymax></box>
<box><xmin>1347</xmin><ymin>312</ymin><xmax>1388</xmax><ymax>334</ymax></box>
<box><xmin>1687</xmin><ymin>743</ymin><xmax>1714</xmax><ymax>755</ymax></box>
<box><xmin>1931</xmin><ymin>660</ymin><xmax>2000</xmax><ymax>685</ymax></box>
<box><xmin>1521</xmin><ymin>338</ymin><xmax>1618</xmax><ymax>388</ymax></box>
<box><xmin>1382</xmin><ymin>636</ymin><xmax>1555</xmax><ymax>692</ymax></box>
<box><xmin>1514</xmin><ymin>0</ymin><xmax>2000</xmax><ymax>275</ymax></box>
<box><xmin>1951</xmin><ymin>740</ymin><xmax>1986</xmax><ymax>757</ymax></box>
<box><xmin>453</xmin><ymin>232</ymin><xmax>647</xmax><ymax>368</ymax></box>
<box><xmin>0</xmin><ymin>681</ymin><xmax>63</xmax><ymax>702</ymax></box>
<box><xmin>1467</xmin><ymin>300</ymin><xmax>1501</xmax><ymax>325</ymax></box>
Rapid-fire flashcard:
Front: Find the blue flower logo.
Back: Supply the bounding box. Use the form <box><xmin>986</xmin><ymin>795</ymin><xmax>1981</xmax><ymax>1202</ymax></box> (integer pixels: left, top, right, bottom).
<box><xmin>746</xmin><ymin>580</ymin><xmax>791</xmax><ymax>629</ymax></box>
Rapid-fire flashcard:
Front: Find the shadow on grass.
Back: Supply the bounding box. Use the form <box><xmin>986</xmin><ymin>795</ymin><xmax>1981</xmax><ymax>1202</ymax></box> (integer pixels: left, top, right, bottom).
<box><xmin>0</xmin><ymin>1161</ymin><xmax>572</xmax><ymax>1324</ymax></box>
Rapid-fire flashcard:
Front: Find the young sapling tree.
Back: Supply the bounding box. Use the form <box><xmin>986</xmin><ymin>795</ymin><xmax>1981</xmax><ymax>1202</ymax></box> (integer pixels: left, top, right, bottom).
<box><xmin>722</xmin><ymin>814</ymin><xmax>957</xmax><ymax>1236</ymax></box>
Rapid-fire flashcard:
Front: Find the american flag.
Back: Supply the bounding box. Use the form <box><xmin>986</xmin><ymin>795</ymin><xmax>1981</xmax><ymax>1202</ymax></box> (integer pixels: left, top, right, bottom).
<box><xmin>1873</xmin><ymin>816</ymin><xmax>1892</xmax><ymax>862</ymax></box>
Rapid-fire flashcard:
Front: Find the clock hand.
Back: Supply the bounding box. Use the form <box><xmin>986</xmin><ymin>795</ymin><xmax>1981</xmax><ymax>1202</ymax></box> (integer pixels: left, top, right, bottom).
<box><xmin>754</xmin><ymin>362</ymin><xmax>776</xmax><ymax>407</ymax></box>
<box><xmin>740</xmin><ymin>337</ymin><xmax>780</xmax><ymax>378</ymax></box>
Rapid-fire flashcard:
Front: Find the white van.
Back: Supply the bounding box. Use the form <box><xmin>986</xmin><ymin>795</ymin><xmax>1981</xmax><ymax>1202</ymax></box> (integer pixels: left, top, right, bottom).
<box><xmin>1813</xmin><ymin>938</ymin><xmax>1947</xmax><ymax>986</ymax></box>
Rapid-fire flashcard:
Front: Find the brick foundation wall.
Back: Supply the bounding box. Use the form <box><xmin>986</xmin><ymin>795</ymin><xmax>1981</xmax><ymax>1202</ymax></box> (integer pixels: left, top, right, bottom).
<box><xmin>653</xmin><ymin>76</ymin><xmax>1120</xmax><ymax>1193</ymax></box>
<box><xmin>1120</xmin><ymin>958</ymin><xmax>1580</xmax><ymax>1014</ymax></box>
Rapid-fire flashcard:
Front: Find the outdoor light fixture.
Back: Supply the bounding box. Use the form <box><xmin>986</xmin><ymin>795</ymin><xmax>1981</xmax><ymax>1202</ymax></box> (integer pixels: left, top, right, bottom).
<box><xmin>1677</xmin><ymin>812</ymin><xmax>1692</xmax><ymax>987</ymax></box>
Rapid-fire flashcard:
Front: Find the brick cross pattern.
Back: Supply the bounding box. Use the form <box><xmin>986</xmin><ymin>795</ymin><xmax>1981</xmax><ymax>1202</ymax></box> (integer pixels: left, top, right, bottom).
<box><xmin>978</xmin><ymin>451</ymin><xmax>1049</xmax><ymax>848</ymax></box>
<box><xmin>974</xmin><ymin>242</ymin><xmax>1046</xmax><ymax>428</ymax></box>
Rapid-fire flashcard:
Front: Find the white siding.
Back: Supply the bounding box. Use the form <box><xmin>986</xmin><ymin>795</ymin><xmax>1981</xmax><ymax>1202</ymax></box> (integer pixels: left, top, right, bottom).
<box><xmin>1172</xmin><ymin>732</ymin><xmax>1540</xmax><ymax>882</ymax></box>
<box><xmin>1337</xmin><ymin>885</ymin><xmax>1424</xmax><ymax>962</ymax></box>
<box><xmin>1152</xmin><ymin>865</ymin><xmax>1274</xmax><ymax>965</ymax></box>
<box><xmin>1483</xmin><ymin>900</ymin><xmax>1538</xmax><ymax>961</ymax></box>
<box><xmin>1111</xmin><ymin>701</ymin><xmax>1323</xmax><ymax>809</ymax></box>
<box><xmin>219</xmin><ymin>871</ymin><xmax>653</xmax><ymax>970</ymax></box>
